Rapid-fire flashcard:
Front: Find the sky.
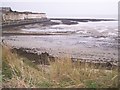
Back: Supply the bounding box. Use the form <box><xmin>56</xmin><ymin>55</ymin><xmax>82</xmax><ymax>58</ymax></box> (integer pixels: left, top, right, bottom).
<box><xmin>0</xmin><ymin>0</ymin><xmax>119</xmax><ymax>19</ymax></box>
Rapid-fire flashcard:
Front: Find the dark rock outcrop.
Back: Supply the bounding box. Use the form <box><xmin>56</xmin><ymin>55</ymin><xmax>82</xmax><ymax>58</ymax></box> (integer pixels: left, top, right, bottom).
<box><xmin>12</xmin><ymin>48</ymin><xmax>55</xmax><ymax>65</ymax></box>
<box><xmin>61</xmin><ymin>20</ymin><xmax>78</xmax><ymax>25</ymax></box>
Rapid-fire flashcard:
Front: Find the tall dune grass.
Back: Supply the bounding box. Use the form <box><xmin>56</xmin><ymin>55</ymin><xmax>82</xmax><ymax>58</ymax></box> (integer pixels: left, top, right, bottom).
<box><xmin>2</xmin><ymin>45</ymin><xmax>118</xmax><ymax>88</ymax></box>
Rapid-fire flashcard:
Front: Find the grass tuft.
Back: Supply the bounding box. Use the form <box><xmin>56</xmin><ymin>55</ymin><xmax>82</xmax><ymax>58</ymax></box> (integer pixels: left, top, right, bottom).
<box><xmin>2</xmin><ymin>45</ymin><xmax>118</xmax><ymax>88</ymax></box>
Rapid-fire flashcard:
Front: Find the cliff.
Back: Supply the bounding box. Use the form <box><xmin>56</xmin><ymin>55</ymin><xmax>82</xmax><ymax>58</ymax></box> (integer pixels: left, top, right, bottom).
<box><xmin>2</xmin><ymin>11</ymin><xmax>47</xmax><ymax>21</ymax></box>
<box><xmin>1</xmin><ymin>7</ymin><xmax>48</xmax><ymax>27</ymax></box>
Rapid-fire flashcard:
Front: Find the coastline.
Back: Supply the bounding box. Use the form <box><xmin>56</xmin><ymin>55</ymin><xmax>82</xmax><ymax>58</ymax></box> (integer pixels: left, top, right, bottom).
<box><xmin>2</xmin><ymin>18</ymin><xmax>117</xmax><ymax>28</ymax></box>
<box><xmin>2</xmin><ymin>45</ymin><xmax>118</xmax><ymax>88</ymax></box>
<box><xmin>2</xmin><ymin>20</ymin><xmax>118</xmax><ymax>67</ymax></box>
<box><xmin>11</xmin><ymin>47</ymin><xmax>118</xmax><ymax>69</ymax></box>
<box><xmin>2</xmin><ymin>42</ymin><xmax>117</xmax><ymax>70</ymax></box>
<box><xmin>1</xmin><ymin>4</ymin><xmax>118</xmax><ymax>88</ymax></box>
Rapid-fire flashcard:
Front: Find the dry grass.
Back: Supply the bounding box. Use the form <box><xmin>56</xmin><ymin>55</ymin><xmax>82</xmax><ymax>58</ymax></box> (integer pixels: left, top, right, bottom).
<box><xmin>2</xmin><ymin>45</ymin><xmax>118</xmax><ymax>88</ymax></box>
<box><xmin>0</xmin><ymin>44</ymin><xmax>2</xmax><ymax>89</ymax></box>
<box><xmin>2</xmin><ymin>45</ymin><xmax>48</xmax><ymax>88</ymax></box>
<box><xmin>47</xmin><ymin>57</ymin><xmax>118</xmax><ymax>88</ymax></box>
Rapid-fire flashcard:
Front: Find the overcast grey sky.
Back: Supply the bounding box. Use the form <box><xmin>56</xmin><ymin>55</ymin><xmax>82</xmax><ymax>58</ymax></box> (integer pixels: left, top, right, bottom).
<box><xmin>1</xmin><ymin>0</ymin><xmax>119</xmax><ymax>19</ymax></box>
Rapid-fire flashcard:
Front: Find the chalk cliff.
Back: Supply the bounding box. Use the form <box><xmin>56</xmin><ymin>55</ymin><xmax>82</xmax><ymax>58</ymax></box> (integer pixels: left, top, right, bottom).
<box><xmin>1</xmin><ymin>7</ymin><xmax>47</xmax><ymax>21</ymax></box>
<box><xmin>1</xmin><ymin>7</ymin><xmax>48</xmax><ymax>27</ymax></box>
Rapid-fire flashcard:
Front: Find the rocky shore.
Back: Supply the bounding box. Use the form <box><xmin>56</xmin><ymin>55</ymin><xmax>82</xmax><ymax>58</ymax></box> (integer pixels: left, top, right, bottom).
<box><xmin>3</xmin><ymin>19</ymin><xmax>118</xmax><ymax>70</ymax></box>
<box><xmin>2</xmin><ymin>18</ymin><xmax>117</xmax><ymax>28</ymax></box>
<box><xmin>50</xmin><ymin>18</ymin><xmax>116</xmax><ymax>22</ymax></box>
<box><xmin>11</xmin><ymin>47</ymin><xmax>117</xmax><ymax>70</ymax></box>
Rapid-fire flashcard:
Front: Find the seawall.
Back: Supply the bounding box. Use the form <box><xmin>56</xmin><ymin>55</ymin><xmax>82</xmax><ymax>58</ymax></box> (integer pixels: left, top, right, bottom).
<box><xmin>2</xmin><ymin>18</ymin><xmax>49</xmax><ymax>28</ymax></box>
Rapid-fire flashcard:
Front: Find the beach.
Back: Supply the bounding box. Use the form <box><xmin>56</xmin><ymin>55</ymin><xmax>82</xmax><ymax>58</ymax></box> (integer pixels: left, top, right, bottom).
<box><xmin>2</xmin><ymin>20</ymin><xmax>118</xmax><ymax>65</ymax></box>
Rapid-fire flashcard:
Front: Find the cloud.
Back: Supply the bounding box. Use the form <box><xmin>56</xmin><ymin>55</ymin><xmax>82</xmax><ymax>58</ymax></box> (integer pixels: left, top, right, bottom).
<box><xmin>1</xmin><ymin>0</ymin><xmax>119</xmax><ymax>3</ymax></box>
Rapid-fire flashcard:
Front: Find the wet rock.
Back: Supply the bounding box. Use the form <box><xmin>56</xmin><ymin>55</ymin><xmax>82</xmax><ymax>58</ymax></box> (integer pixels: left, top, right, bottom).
<box><xmin>50</xmin><ymin>18</ymin><xmax>116</xmax><ymax>23</ymax></box>
<box><xmin>42</xmin><ymin>21</ymin><xmax>60</xmax><ymax>26</ymax></box>
<box><xmin>61</xmin><ymin>20</ymin><xmax>78</xmax><ymax>25</ymax></box>
<box><xmin>12</xmin><ymin>48</ymin><xmax>55</xmax><ymax>65</ymax></box>
<box><xmin>106</xmin><ymin>62</ymin><xmax>113</xmax><ymax>70</ymax></box>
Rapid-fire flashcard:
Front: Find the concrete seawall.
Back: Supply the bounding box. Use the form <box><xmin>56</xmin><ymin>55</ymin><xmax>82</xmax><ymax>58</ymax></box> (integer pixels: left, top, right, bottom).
<box><xmin>2</xmin><ymin>18</ymin><xmax>49</xmax><ymax>28</ymax></box>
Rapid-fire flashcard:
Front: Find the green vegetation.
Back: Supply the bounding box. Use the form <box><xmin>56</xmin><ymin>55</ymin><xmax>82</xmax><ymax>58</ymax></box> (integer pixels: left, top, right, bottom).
<box><xmin>0</xmin><ymin>46</ymin><xmax>1</xmax><ymax>89</ymax></box>
<box><xmin>2</xmin><ymin>60</ymin><xmax>13</xmax><ymax>79</ymax></box>
<box><xmin>2</xmin><ymin>45</ymin><xmax>118</xmax><ymax>88</ymax></box>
